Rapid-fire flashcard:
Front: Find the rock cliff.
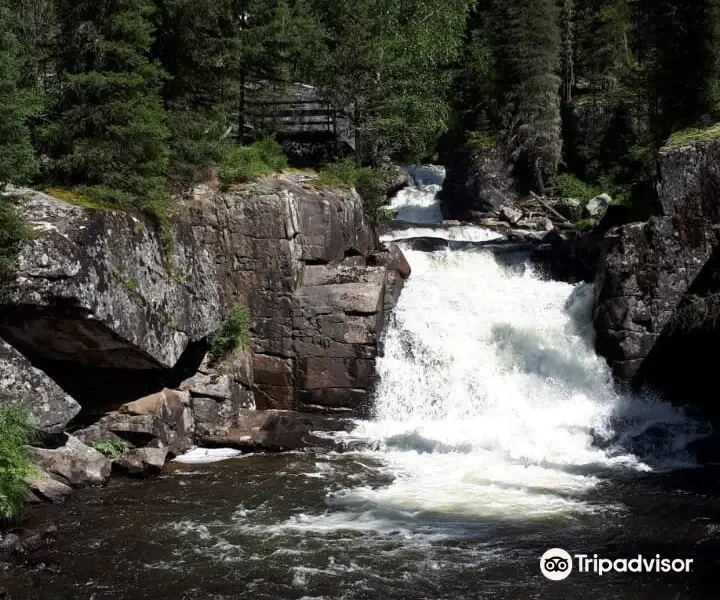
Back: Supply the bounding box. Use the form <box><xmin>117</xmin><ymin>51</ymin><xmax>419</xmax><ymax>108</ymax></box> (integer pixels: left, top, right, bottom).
<box><xmin>439</xmin><ymin>144</ymin><xmax>516</xmax><ymax>220</ymax></box>
<box><xmin>0</xmin><ymin>174</ymin><xmax>408</xmax><ymax>496</ymax></box>
<box><xmin>593</xmin><ymin>138</ymin><xmax>720</xmax><ymax>417</ymax></box>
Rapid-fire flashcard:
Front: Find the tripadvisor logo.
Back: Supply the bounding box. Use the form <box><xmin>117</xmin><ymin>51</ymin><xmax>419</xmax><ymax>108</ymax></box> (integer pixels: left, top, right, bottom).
<box><xmin>540</xmin><ymin>548</ymin><xmax>694</xmax><ymax>580</ymax></box>
<box><xmin>540</xmin><ymin>548</ymin><xmax>573</xmax><ymax>581</ymax></box>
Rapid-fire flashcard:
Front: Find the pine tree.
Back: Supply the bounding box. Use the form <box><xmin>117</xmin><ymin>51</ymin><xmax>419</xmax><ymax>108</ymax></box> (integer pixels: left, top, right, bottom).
<box><xmin>575</xmin><ymin>0</ymin><xmax>632</xmax><ymax>95</ymax></box>
<box><xmin>560</xmin><ymin>0</ymin><xmax>575</xmax><ymax>103</ymax></box>
<box><xmin>153</xmin><ymin>0</ymin><xmax>240</xmax><ymax>183</ymax></box>
<box><xmin>45</xmin><ymin>0</ymin><xmax>169</xmax><ymax>216</ymax></box>
<box><xmin>0</xmin><ymin>6</ymin><xmax>36</xmax><ymax>186</ymax></box>
<box><xmin>492</xmin><ymin>0</ymin><xmax>562</xmax><ymax>192</ymax></box>
<box><xmin>637</xmin><ymin>0</ymin><xmax>720</xmax><ymax>140</ymax></box>
<box><xmin>315</xmin><ymin>0</ymin><xmax>472</xmax><ymax>163</ymax></box>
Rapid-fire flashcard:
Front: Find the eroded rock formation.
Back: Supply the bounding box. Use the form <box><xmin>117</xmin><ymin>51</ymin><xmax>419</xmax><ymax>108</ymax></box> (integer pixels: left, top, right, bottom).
<box><xmin>0</xmin><ymin>174</ymin><xmax>408</xmax><ymax>499</ymax></box>
<box><xmin>183</xmin><ymin>175</ymin><xmax>407</xmax><ymax>415</ymax></box>
<box><xmin>593</xmin><ymin>138</ymin><xmax>720</xmax><ymax>415</ymax></box>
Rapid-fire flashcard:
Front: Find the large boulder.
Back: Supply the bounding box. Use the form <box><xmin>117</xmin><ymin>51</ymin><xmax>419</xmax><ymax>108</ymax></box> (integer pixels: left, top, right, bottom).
<box><xmin>0</xmin><ymin>188</ymin><xmax>221</xmax><ymax>371</ymax></box>
<box><xmin>0</xmin><ymin>339</ymin><xmax>79</xmax><ymax>434</ymax></box>
<box><xmin>27</xmin><ymin>435</ymin><xmax>112</xmax><ymax>488</ymax></box>
<box><xmin>114</xmin><ymin>447</ymin><xmax>168</xmax><ymax>476</ymax></box>
<box><xmin>440</xmin><ymin>144</ymin><xmax>516</xmax><ymax>219</ymax></box>
<box><xmin>0</xmin><ymin>187</ymin><xmax>223</xmax><ymax>420</ymax></box>
<box><xmin>72</xmin><ymin>388</ymin><xmax>193</xmax><ymax>475</ymax></box>
<box><xmin>26</xmin><ymin>468</ymin><xmax>73</xmax><ymax>504</ymax></box>
<box><xmin>200</xmin><ymin>409</ymin><xmax>353</xmax><ymax>452</ymax></box>
<box><xmin>182</xmin><ymin>352</ymin><xmax>255</xmax><ymax>443</ymax></box>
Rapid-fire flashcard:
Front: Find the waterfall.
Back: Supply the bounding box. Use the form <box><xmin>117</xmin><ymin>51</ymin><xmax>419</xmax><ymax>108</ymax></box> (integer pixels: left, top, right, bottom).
<box><xmin>322</xmin><ymin>169</ymin><xmax>708</xmax><ymax>528</ymax></box>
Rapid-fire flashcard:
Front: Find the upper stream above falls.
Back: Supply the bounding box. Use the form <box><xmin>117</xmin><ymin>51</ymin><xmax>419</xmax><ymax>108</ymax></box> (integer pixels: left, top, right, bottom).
<box><xmin>4</xmin><ymin>167</ymin><xmax>720</xmax><ymax>600</ymax></box>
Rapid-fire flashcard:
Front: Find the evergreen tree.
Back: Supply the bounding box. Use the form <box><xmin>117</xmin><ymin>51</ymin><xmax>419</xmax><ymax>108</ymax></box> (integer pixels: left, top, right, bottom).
<box><xmin>636</xmin><ymin>0</ymin><xmax>720</xmax><ymax>140</ymax></box>
<box><xmin>45</xmin><ymin>0</ymin><xmax>169</xmax><ymax>216</ymax></box>
<box><xmin>231</xmin><ymin>0</ymin><xmax>325</xmax><ymax>143</ymax></box>
<box><xmin>492</xmin><ymin>0</ymin><xmax>562</xmax><ymax>191</ymax></box>
<box><xmin>560</xmin><ymin>0</ymin><xmax>575</xmax><ymax>103</ymax></box>
<box><xmin>314</xmin><ymin>0</ymin><xmax>472</xmax><ymax>163</ymax></box>
<box><xmin>575</xmin><ymin>0</ymin><xmax>632</xmax><ymax>95</ymax></box>
<box><xmin>6</xmin><ymin>0</ymin><xmax>58</xmax><ymax>98</ymax></box>
<box><xmin>0</xmin><ymin>5</ymin><xmax>36</xmax><ymax>186</ymax></box>
<box><xmin>154</xmin><ymin>0</ymin><xmax>239</xmax><ymax>183</ymax></box>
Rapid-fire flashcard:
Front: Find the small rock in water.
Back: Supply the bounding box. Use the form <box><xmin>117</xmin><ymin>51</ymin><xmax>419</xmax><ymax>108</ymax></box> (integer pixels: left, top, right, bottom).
<box><xmin>586</xmin><ymin>193</ymin><xmax>612</xmax><ymax>217</ymax></box>
<box><xmin>500</xmin><ymin>205</ymin><xmax>523</xmax><ymax>225</ymax></box>
<box><xmin>537</xmin><ymin>217</ymin><xmax>554</xmax><ymax>232</ymax></box>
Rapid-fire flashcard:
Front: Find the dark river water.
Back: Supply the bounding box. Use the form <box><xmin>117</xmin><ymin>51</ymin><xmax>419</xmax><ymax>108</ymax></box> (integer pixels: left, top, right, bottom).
<box><xmin>4</xmin><ymin>179</ymin><xmax>720</xmax><ymax>599</ymax></box>
<box><xmin>3</xmin><ymin>453</ymin><xmax>720</xmax><ymax>600</ymax></box>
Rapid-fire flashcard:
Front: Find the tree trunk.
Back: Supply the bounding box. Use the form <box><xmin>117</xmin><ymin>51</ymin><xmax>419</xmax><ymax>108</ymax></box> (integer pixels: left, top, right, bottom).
<box><xmin>561</xmin><ymin>0</ymin><xmax>575</xmax><ymax>103</ymax></box>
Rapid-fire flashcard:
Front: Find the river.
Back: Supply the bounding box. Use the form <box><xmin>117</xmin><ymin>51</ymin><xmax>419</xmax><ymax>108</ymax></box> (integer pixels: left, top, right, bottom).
<box><xmin>4</xmin><ymin>169</ymin><xmax>720</xmax><ymax>599</ymax></box>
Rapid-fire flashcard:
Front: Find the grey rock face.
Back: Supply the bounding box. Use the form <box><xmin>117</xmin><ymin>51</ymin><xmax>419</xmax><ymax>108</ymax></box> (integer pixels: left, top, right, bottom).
<box><xmin>184</xmin><ymin>176</ymin><xmax>406</xmax><ymax>415</ymax></box>
<box><xmin>0</xmin><ymin>339</ymin><xmax>79</xmax><ymax>433</ymax></box>
<box><xmin>26</xmin><ymin>469</ymin><xmax>73</xmax><ymax>504</ymax></box>
<box><xmin>0</xmin><ymin>187</ymin><xmax>222</xmax><ymax>372</ymax></box>
<box><xmin>114</xmin><ymin>447</ymin><xmax>168</xmax><ymax>476</ymax></box>
<box><xmin>440</xmin><ymin>146</ymin><xmax>516</xmax><ymax>219</ymax></box>
<box><xmin>593</xmin><ymin>140</ymin><xmax>720</xmax><ymax>383</ymax></box>
<box><xmin>3</xmin><ymin>176</ymin><xmax>405</xmax><ymax>503</ymax></box>
<box><xmin>181</xmin><ymin>352</ymin><xmax>255</xmax><ymax>444</ymax></box>
<box><xmin>27</xmin><ymin>435</ymin><xmax>112</xmax><ymax>488</ymax></box>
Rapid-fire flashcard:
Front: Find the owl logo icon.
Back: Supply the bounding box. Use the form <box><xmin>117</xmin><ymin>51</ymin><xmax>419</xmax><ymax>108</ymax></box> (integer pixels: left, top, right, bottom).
<box><xmin>540</xmin><ymin>548</ymin><xmax>573</xmax><ymax>581</ymax></box>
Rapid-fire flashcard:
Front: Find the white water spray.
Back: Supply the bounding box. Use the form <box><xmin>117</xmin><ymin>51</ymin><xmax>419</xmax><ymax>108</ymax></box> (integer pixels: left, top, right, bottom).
<box><xmin>324</xmin><ymin>172</ymin><xmax>705</xmax><ymax>529</ymax></box>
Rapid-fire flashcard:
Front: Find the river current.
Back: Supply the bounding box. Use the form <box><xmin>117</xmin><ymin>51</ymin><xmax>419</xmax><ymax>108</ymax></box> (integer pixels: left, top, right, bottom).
<box><xmin>4</xmin><ymin>168</ymin><xmax>720</xmax><ymax>599</ymax></box>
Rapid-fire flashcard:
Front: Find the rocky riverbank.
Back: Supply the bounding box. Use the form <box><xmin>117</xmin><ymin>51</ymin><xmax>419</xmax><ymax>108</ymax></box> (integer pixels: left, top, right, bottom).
<box><xmin>0</xmin><ymin>173</ymin><xmax>410</xmax><ymax>506</ymax></box>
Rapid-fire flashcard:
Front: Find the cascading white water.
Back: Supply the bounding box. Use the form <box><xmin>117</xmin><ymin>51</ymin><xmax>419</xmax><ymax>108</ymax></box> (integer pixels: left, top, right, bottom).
<box><xmin>318</xmin><ymin>175</ymin><xmax>706</xmax><ymax>531</ymax></box>
<box><xmin>173</xmin><ymin>169</ymin><xmax>706</xmax><ymax>540</ymax></box>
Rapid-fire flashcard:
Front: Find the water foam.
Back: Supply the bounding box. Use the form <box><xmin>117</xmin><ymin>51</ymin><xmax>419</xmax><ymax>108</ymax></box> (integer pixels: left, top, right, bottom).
<box><xmin>321</xmin><ymin>174</ymin><xmax>705</xmax><ymax>532</ymax></box>
<box><xmin>387</xmin><ymin>184</ymin><xmax>443</xmax><ymax>224</ymax></box>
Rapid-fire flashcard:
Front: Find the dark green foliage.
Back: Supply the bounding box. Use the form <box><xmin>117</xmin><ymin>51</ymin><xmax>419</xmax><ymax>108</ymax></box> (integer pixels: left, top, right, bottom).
<box><xmin>314</xmin><ymin>0</ymin><xmax>472</xmax><ymax>164</ymax></box>
<box><xmin>153</xmin><ymin>0</ymin><xmax>239</xmax><ymax>184</ymax></box>
<box><xmin>219</xmin><ymin>139</ymin><xmax>288</xmax><ymax>187</ymax></box>
<box><xmin>448</xmin><ymin>4</ymin><xmax>499</xmax><ymax>145</ymax></box>
<box><xmin>0</xmin><ymin>199</ymin><xmax>29</xmax><ymax>276</ymax></box>
<box><xmin>0</xmin><ymin>6</ymin><xmax>36</xmax><ymax>187</ymax></box>
<box><xmin>0</xmin><ymin>403</ymin><xmax>35</xmax><ymax>522</ymax></box>
<box><xmin>44</xmin><ymin>0</ymin><xmax>169</xmax><ymax>221</ymax></box>
<box><xmin>636</xmin><ymin>0</ymin><xmax>720</xmax><ymax>141</ymax></box>
<box><xmin>92</xmin><ymin>440</ymin><xmax>129</xmax><ymax>459</ymax></box>
<box><xmin>317</xmin><ymin>158</ymin><xmax>389</xmax><ymax>223</ymax></box>
<box><xmin>316</xmin><ymin>159</ymin><xmax>360</xmax><ymax>190</ymax></box>
<box><xmin>551</xmin><ymin>173</ymin><xmax>599</xmax><ymax>201</ymax></box>
<box><xmin>491</xmin><ymin>0</ymin><xmax>562</xmax><ymax>192</ymax></box>
<box><xmin>209</xmin><ymin>307</ymin><xmax>251</xmax><ymax>364</ymax></box>
<box><xmin>575</xmin><ymin>0</ymin><xmax>632</xmax><ymax>94</ymax></box>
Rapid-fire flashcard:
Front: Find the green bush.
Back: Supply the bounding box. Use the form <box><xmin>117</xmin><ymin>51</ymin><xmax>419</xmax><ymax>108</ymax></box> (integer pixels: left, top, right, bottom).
<box><xmin>0</xmin><ymin>198</ymin><xmax>29</xmax><ymax>276</ymax></box>
<box><xmin>575</xmin><ymin>218</ymin><xmax>598</xmax><ymax>232</ymax></box>
<box><xmin>317</xmin><ymin>159</ymin><xmax>390</xmax><ymax>224</ymax></box>
<box><xmin>92</xmin><ymin>440</ymin><xmax>129</xmax><ymax>459</ymax></box>
<box><xmin>316</xmin><ymin>158</ymin><xmax>360</xmax><ymax>189</ymax></box>
<box><xmin>219</xmin><ymin>140</ymin><xmax>288</xmax><ymax>187</ymax></box>
<box><xmin>551</xmin><ymin>173</ymin><xmax>599</xmax><ymax>201</ymax></box>
<box><xmin>0</xmin><ymin>403</ymin><xmax>35</xmax><ymax>522</ymax></box>
<box><xmin>209</xmin><ymin>307</ymin><xmax>250</xmax><ymax>363</ymax></box>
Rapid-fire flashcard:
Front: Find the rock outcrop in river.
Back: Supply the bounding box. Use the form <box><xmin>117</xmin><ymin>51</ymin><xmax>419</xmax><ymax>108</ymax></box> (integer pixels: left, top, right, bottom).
<box><xmin>593</xmin><ymin>138</ymin><xmax>720</xmax><ymax>420</ymax></box>
<box><xmin>0</xmin><ymin>174</ymin><xmax>409</xmax><ymax>495</ymax></box>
